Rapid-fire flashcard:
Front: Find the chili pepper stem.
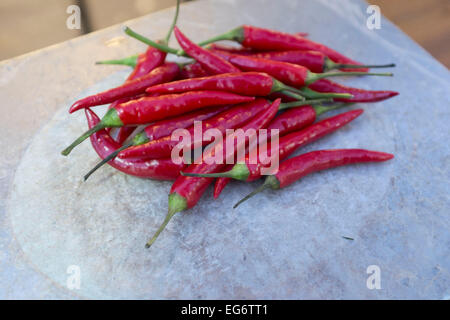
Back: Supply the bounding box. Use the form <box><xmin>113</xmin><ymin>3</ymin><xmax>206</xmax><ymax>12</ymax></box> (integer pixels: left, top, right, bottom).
<box><xmin>280</xmin><ymin>90</ymin><xmax>305</xmax><ymax>101</ymax></box>
<box><xmin>324</xmin><ymin>57</ymin><xmax>396</xmax><ymax>72</ymax></box>
<box><xmin>124</xmin><ymin>26</ymin><xmax>179</xmax><ymax>55</ymax></box>
<box><xmin>62</xmin><ymin>109</ymin><xmax>123</xmax><ymax>156</ymax></box>
<box><xmin>61</xmin><ymin>123</ymin><xmax>105</xmax><ymax>156</ymax></box>
<box><xmin>181</xmin><ymin>163</ymin><xmax>250</xmax><ymax>180</ymax></box>
<box><xmin>306</xmin><ymin>71</ymin><xmax>393</xmax><ymax>85</ymax></box>
<box><xmin>233</xmin><ymin>176</ymin><xmax>280</xmax><ymax>209</ymax></box>
<box><xmin>145</xmin><ymin>193</ymin><xmax>187</xmax><ymax>248</ymax></box>
<box><xmin>278</xmin><ymin>98</ymin><xmax>332</xmax><ymax>110</ymax></box>
<box><xmin>96</xmin><ymin>55</ymin><xmax>139</xmax><ymax>68</ymax></box>
<box><xmin>313</xmin><ymin>103</ymin><xmax>354</xmax><ymax>116</ymax></box>
<box><xmin>197</xmin><ymin>27</ymin><xmax>245</xmax><ymax>48</ymax></box>
<box><xmin>164</xmin><ymin>0</ymin><xmax>181</xmax><ymax>44</ymax></box>
<box><xmin>84</xmin><ymin>142</ymin><xmax>132</xmax><ymax>180</ymax></box>
<box><xmin>299</xmin><ymin>87</ymin><xmax>353</xmax><ymax>100</ymax></box>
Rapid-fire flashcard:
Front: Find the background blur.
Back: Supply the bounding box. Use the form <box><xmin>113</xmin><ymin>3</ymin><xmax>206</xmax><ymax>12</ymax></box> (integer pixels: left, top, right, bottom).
<box><xmin>0</xmin><ymin>0</ymin><xmax>448</xmax><ymax>67</ymax></box>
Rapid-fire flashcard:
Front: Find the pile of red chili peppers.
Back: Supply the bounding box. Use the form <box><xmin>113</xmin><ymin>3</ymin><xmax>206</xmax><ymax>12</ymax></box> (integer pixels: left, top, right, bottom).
<box><xmin>62</xmin><ymin>1</ymin><xmax>397</xmax><ymax>249</ymax></box>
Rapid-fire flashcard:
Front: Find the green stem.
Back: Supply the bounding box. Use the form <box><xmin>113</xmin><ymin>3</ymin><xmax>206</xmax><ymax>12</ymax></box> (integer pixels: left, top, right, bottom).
<box><xmin>61</xmin><ymin>123</ymin><xmax>105</xmax><ymax>156</ymax></box>
<box><xmin>306</xmin><ymin>71</ymin><xmax>393</xmax><ymax>85</ymax></box>
<box><xmin>180</xmin><ymin>163</ymin><xmax>250</xmax><ymax>181</ymax></box>
<box><xmin>233</xmin><ymin>183</ymin><xmax>269</xmax><ymax>209</ymax></box>
<box><xmin>298</xmin><ymin>87</ymin><xmax>353</xmax><ymax>100</ymax></box>
<box><xmin>233</xmin><ymin>176</ymin><xmax>280</xmax><ymax>209</ymax></box>
<box><xmin>197</xmin><ymin>26</ymin><xmax>245</xmax><ymax>47</ymax></box>
<box><xmin>324</xmin><ymin>57</ymin><xmax>395</xmax><ymax>72</ymax></box>
<box><xmin>280</xmin><ymin>90</ymin><xmax>305</xmax><ymax>101</ymax></box>
<box><xmin>279</xmin><ymin>98</ymin><xmax>332</xmax><ymax>110</ymax></box>
<box><xmin>61</xmin><ymin>109</ymin><xmax>122</xmax><ymax>156</ymax></box>
<box><xmin>96</xmin><ymin>55</ymin><xmax>139</xmax><ymax>68</ymax></box>
<box><xmin>313</xmin><ymin>103</ymin><xmax>354</xmax><ymax>116</ymax></box>
<box><xmin>84</xmin><ymin>143</ymin><xmax>132</xmax><ymax>181</ymax></box>
<box><xmin>145</xmin><ymin>193</ymin><xmax>187</xmax><ymax>248</ymax></box>
<box><xmin>164</xmin><ymin>0</ymin><xmax>181</xmax><ymax>44</ymax></box>
<box><xmin>123</xmin><ymin>26</ymin><xmax>180</xmax><ymax>55</ymax></box>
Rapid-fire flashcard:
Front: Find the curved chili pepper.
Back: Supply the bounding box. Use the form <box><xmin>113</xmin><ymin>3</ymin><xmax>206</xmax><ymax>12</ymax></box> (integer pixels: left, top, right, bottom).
<box><xmin>212</xmin><ymin>102</ymin><xmax>354</xmax><ymax>197</ymax></box>
<box><xmin>85</xmin><ymin>108</ymin><xmax>184</xmax><ymax>180</ymax></box>
<box><xmin>211</xmin><ymin>50</ymin><xmax>392</xmax><ymax>88</ymax></box>
<box><xmin>124</xmin><ymin>26</ymin><xmax>393</xmax><ymax>83</ymax></box>
<box><xmin>109</xmin><ymin>49</ymin><xmax>167</xmax><ymax>144</ymax></box>
<box><xmin>83</xmin><ymin>105</ymin><xmax>230</xmax><ymax>180</ymax></box>
<box><xmin>118</xmin><ymin>98</ymin><xmax>328</xmax><ymax>161</ymax></box>
<box><xmin>249</xmin><ymin>50</ymin><xmax>394</xmax><ymax>73</ymax></box>
<box><xmin>234</xmin><ymin>149</ymin><xmax>394</xmax><ymax>208</ymax></box>
<box><xmin>174</xmin><ymin>26</ymin><xmax>240</xmax><ymax>75</ymax></box>
<box><xmin>146</xmin><ymin>99</ymin><xmax>281</xmax><ymax>248</ymax></box>
<box><xmin>62</xmin><ymin>91</ymin><xmax>254</xmax><ymax>156</ymax></box>
<box><xmin>195</xmin><ymin>25</ymin><xmax>369</xmax><ymax>72</ymax></box>
<box><xmin>308</xmin><ymin>78</ymin><xmax>399</xmax><ymax>103</ymax></box>
<box><xmin>69</xmin><ymin>62</ymin><xmax>180</xmax><ymax>113</ymax></box>
<box><xmin>118</xmin><ymin>99</ymin><xmax>270</xmax><ymax>159</ymax></box>
<box><xmin>188</xmin><ymin>109</ymin><xmax>362</xmax><ymax>194</ymax></box>
<box><xmin>146</xmin><ymin>72</ymin><xmax>313</xmax><ymax>97</ymax></box>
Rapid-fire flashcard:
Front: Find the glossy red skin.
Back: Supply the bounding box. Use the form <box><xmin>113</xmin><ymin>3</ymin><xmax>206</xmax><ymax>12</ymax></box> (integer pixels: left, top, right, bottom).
<box><xmin>246</xmin><ymin>109</ymin><xmax>364</xmax><ymax>181</ymax></box>
<box><xmin>143</xmin><ymin>105</ymin><xmax>228</xmax><ymax>141</ymax></box>
<box><xmin>120</xmin><ymin>98</ymin><xmax>269</xmax><ymax>159</ymax></box>
<box><xmin>85</xmin><ymin>109</ymin><xmax>184</xmax><ymax>180</ymax></box>
<box><xmin>171</xmin><ymin>99</ymin><xmax>280</xmax><ymax>209</ymax></box>
<box><xmin>115</xmin><ymin>90</ymin><xmax>255</xmax><ymax>125</ymax></box>
<box><xmin>309</xmin><ymin>79</ymin><xmax>399</xmax><ymax>103</ymax></box>
<box><xmin>128</xmin><ymin>46</ymin><xmax>167</xmax><ymax>80</ymax></box>
<box><xmin>69</xmin><ymin>63</ymin><xmax>179</xmax><ymax>113</ymax></box>
<box><xmin>214</xmin><ymin>106</ymin><xmax>316</xmax><ymax>197</ymax></box>
<box><xmin>178</xmin><ymin>62</ymin><xmax>211</xmax><ymax>79</ymax></box>
<box><xmin>211</xmin><ymin>50</ymin><xmax>309</xmax><ymax>87</ymax></box>
<box><xmin>213</xmin><ymin>108</ymin><xmax>362</xmax><ymax>197</ymax></box>
<box><xmin>251</xmin><ymin>50</ymin><xmax>325</xmax><ymax>73</ymax></box>
<box><xmin>174</xmin><ymin>26</ymin><xmax>240</xmax><ymax>75</ymax></box>
<box><xmin>241</xmin><ymin>25</ymin><xmax>367</xmax><ymax>72</ymax></box>
<box><xmin>273</xmin><ymin>149</ymin><xmax>394</xmax><ymax>188</ymax></box>
<box><xmin>112</xmin><ymin>46</ymin><xmax>167</xmax><ymax>142</ymax></box>
<box><xmin>146</xmin><ymin>72</ymin><xmax>274</xmax><ymax>96</ymax></box>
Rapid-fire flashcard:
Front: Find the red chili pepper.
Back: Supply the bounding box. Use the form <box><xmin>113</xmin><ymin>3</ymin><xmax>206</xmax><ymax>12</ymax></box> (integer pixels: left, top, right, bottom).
<box><xmin>211</xmin><ymin>50</ymin><xmax>392</xmax><ymax>88</ymax></box>
<box><xmin>85</xmin><ymin>108</ymin><xmax>184</xmax><ymax>180</ymax></box>
<box><xmin>118</xmin><ymin>98</ymin><xmax>270</xmax><ymax>160</ymax></box>
<box><xmin>248</xmin><ymin>50</ymin><xmax>394</xmax><ymax>73</ymax></box>
<box><xmin>145</xmin><ymin>99</ymin><xmax>281</xmax><ymax>248</ymax></box>
<box><xmin>213</xmin><ymin>103</ymin><xmax>354</xmax><ymax>197</ymax></box>
<box><xmin>308</xmin><ymin>79</ymin><xmax>399</xmax><ymax>103</ymax></box>
<box><xmin>233</xmin><ymin>149</ymin><xmax>394</xmax><ymax>208</ymax></box>
<box><xmin>173</xmin><ymin>26</ymin><xmax>240</xmax><ymax>75</ymax></box>
<box><xmin>147</xmin><ymin>71</ymin><xmax>353</xmax><ymax>101</ymax></box>
<box><xmin>179</xmin><ymin>62</ymin><xmax>211</xmax><ymax>79</ymax></box>
<box><xmin>83</xmin><ymin>105</ymin><xmax>230</xmax><ymax>180</ymax></box>
<box><xmin>147</xmin><ymin>71</ymin><xmax>316</xmax><ymax>97</ymax></box>
<box><xmin>187</xmin><ymin>109</ymin><xmax>362</xmax><ymax>196</ymax></box>
<box><xmin>195</xmin><ymin>25</ymin><xmax>369</xmax><ymax>72</ymax></box>
<box><xmin>69</xmin><ymin>62</ymin><xmax>180</xmax><ymax>113</ymax></box>
<box><xmin>62</xmin><ymin>91</ymin><xmax>254</xmax><ymax>156</ymax></box>
<box><xmin>84</xmin><ymin>98</ymin><xmax>329</xmax><ymax>179</ymax></box>
<box><xmin>108</xmin><ymin>49</ymin><xmax>167</xmax><ymax>144</ymax></box>
<box><xmin>118</xmin><ymin>98</ymin><xmax>329</xmax><ymax>161</ymax></box>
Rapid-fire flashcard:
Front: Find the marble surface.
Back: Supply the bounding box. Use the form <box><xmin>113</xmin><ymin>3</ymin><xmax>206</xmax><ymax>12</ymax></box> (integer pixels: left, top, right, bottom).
<box><xmin>0</xmin><ymin>0</ymin><xmax>449</xmax><ymax>299</ymax></box>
